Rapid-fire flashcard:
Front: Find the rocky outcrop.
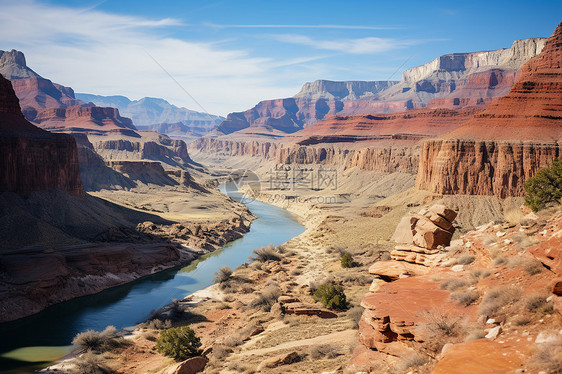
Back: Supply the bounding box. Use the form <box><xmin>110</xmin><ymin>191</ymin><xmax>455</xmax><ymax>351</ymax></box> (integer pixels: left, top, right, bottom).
<box><xmin>417</xmin><ymin>23</ymin><xmax>562</xmax><ymax>197</ymax></box>
<box><xmin>92</xmin><ymin>133</ymin><xmax>192</xmax><ymax>167</ymax></box>
<box><xmin>0</xmin><ymin>74</ymin><xmax>84</xmax><ymax>197</ymax></box>
<box><xmin>0</xmin><ymin>49</ymin><xmax>41</xmax><ymax>80</ymax></box>
<box><xmin>76</xmin><ymin>94</ymin><xmax>224</xmax><ymax>137</ymax></box>
<box><xmin>191</xmin><ymin>138</ymin><xmax>419</xmax><ymax>173</ymax></box>
<box><xmin>294</xmin><ymin>80</ymin><xmax>398</xmax><ymax>101</ymax></box>
<box><xmin>33</xmin><ymin>106</ymin><xmax>138</xmax><ymax>135</ymax></box>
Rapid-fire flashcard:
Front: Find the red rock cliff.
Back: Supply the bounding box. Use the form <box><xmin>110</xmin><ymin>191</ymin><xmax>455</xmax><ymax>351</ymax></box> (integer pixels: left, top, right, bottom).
<box><xmin>416</xmin><ymin>22</ymin><xmax>562</xmax><ymax>197</ymax></box>
<box><xmin>0</xmin><ymin>74</ymin><xmax>84</xmax><ymax>197</ymax></box>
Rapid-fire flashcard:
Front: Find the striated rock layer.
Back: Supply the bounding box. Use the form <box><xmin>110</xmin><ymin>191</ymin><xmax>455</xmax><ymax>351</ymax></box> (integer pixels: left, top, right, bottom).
<box><xmin>417</xmin><ymin>22</ymin><xmax>562</xmax><ymax>197</ymax></box>
<box><xmin>0</xmin><ymin>74</ymin><xmax>84</xmax><ymax>197</ymax></box>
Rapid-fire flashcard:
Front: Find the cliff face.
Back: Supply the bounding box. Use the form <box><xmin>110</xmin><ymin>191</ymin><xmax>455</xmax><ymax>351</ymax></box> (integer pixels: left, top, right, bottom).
<box><xmin>33</xmin><ymin>106</ymin><xmax>138</xmax><ymax>135</ymax></box>
<box><xmin>416</xmin><ymin>140</ymin><xmax>560</xmax><ymax>198</ymax></box>
<box><xmin>417</xmin><ymin>23</ymin><xmax>562</xmax><ymax>197</ymax></box>
<box><xmin>191</xmin><ymin>138</ymin><xmax>419</xmax><ymax>174</ymax></box>
<box><xmin>0</xmin><ymin>74</ymin><xmax>84</xmax><ymax>197</ymax></box>
<box><xmin>215</xmin><ymin>36</ymin><xmax>545</xmax><ymax>136</ymax></box>
<box><xmin>294</xmin><ymin>80</ymin><xmax>398</xmax><ymax>101</ymax></box>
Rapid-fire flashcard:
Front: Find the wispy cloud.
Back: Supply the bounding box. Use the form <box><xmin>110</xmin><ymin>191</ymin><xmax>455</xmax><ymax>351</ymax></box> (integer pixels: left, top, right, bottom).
<box><xmin>205</xmin><ymin>23</ymin><xmax>403</xmax><ymax>30</ymax></box>
<box><xmin>0</xmin><ymin>0</ymin><xmax>302</xmax><ymax>115</ymax></box>
<box><xmin>272</xmin><ymin>34</ymin><xmax>419</xmax><ymax>54</ymax></box>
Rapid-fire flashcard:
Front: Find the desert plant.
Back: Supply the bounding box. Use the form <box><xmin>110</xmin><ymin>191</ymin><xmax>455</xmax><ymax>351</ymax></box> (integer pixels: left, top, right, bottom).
<box><xmin>155</xmin><ymin>326</ymin><xmax>201</xmax><ymax>361</ymax></box>
<box><xmin>479</xmin><ymin>286</ymin><xmax>521</xmax><ymax>317</ymax></box>
<box><xmin>250</xmin><ymin>244</ymin><xmax>281</xmax><ymax>262</ymax></box>
<box><xmin>393</xmin><ymin>353</ymin><xmax>427</xmax><ymax>373</ymax></box>
<box><xmin>309</xmin><ymin>344</ymin><xmax>338</xmax><ymax>359</ymax></box>
<box><xmin>440</xmin><ymin>278</ymin><xmax>470</xmax><ymax>291</ymax></box>
<box><xmin>421</xmin><ymin>310</ymin><xmax>463</xmax><ymax>353</ymax></box>
<box><xmin>450</xmin><ymin>289</ymin><xmax>480</xmax><ymax>306</ymax></box>
<box><xmin>340</xmin><ymin>252</ymin><xmax>355</xmax><ymax>268</ymax></box>
<box><xmin>526</xmin><ymin>294</ymin><xmax>555</xmax><ymax>315</ymax></box>
<box><xmin>248</xmin><ymin>286</ymin><xmax>281</xmax><ymax>311</ymax></box>
<box><xmin>524</xmin><ymin>259</ymin><xmax>544</xmax><ymax>275</ymax></box>
<box><xmin>72</xmin><ymin>352</ymin><xmax>113</xmax><ymax>374</ymax></box>
<box><xmin>493</xmin><ymin>256</ymin><xmax>508</xmax><ymax>266</ymax></box>
<box><xmin>213</xmin><ymin>266</ymin><xmax>232</xmax><ymax>284</ymax></box>
<box><xmin>464</xmin><ymin>329</ymin><xmax>486</xmax><ymax>341</ymax></box>
<box><xmin>72</xmin><ymin>326</ymin><xmax>126</xmax><ymax>353</ymax></box>
<box><xmin>346</xmin><ymin>305</ymin><xmax>364</xmax><ymax>329</ymax></box>
<box><xmin>313</xmin><ymin>282</ymin><xmax>348</xmax><ymax>310</ymax></box>
<box><xmin>529</xmin><ymin>338</ymin><xmax>562</xmax><ymax>373</ymax></box>
<box><xmin>524</xmin><ymin>158</ymin><xmax>562</xmax><ymax>212</ymax></box>
<box><xmin>470</xmin><ymin>269</ymin><xmax>491</xmax><ymax>280</ymax></box>
<box><xmin>456</xmin><ymin>253</ymin><xmax>476</xmax><ymax>265</ymax></box>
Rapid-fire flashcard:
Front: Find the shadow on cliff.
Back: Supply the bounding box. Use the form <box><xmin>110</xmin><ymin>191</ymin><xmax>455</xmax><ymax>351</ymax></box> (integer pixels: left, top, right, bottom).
<box><xmin>0</xmin><ymin>190</ymin><xmax>174</xmax><ymax>251</ymax></box>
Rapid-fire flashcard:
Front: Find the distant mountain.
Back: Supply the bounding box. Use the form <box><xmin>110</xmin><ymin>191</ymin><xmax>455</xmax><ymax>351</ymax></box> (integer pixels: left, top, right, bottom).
<box><xmin>76</xmin><ymin>93</ymin><xmax>224</xmax><ymax>138</ymax></box>
<box><xmin>215</xmin><ymin>36</ymin><xmax>547</xmax><ymax>136</ymax></box>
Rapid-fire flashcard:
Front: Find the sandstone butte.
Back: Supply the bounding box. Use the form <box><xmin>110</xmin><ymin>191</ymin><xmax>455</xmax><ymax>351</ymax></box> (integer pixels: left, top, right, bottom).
<box><xmin>416</xmin><ymin>22</ymin><xmax>562</xmax><ymax>198</ymax></box>
<box><xmin>0</xmin><ymin>73</ymin><xmax>84</xmax><ymax>197</ymax></box>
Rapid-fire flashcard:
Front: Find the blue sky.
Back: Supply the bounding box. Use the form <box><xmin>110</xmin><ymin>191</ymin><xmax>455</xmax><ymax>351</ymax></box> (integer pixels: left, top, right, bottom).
<box><xmin>0</xmin><ymin>0</ymin><xmax>560</xmax><ymax>115</ymax></box>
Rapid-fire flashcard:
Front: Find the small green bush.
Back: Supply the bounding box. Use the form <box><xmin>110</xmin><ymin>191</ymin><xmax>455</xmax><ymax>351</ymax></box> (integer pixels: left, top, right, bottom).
<box><xmin>524</xmin><ymin>158</ymin><xmax>562</xmax><ymax>212</ymax></box>
<box><xmin>340</xmin><ymin>252</ymin><xmax>354</xmax><ymax>268</ymax></box>
<box><xmin>156</xmin><ymin>326</ymin><xmax>201</xmax><ymax>361</ymax></box>
<box><xmin>313</xmin><ymin>283</ymin><xmax>348</xmax><ymax>310</ymax></box>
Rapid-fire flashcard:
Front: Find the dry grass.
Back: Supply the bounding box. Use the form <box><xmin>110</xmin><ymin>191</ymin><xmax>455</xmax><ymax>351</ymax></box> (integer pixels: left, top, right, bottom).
<box><xmin>250</xmin><ymin>244</ymin><xmax>282</xmax><ymax>262</ymax></box>
<box><xmin>421</xmin><ymin>310</ymin><xmax>464</xmax><ymax>353</ymax></box>
<box><xmin>309</xmin><ymin>344</ymin><xmax>339</xmax><ymax>359</ymax></box>
<box><xmin>529</xmin><ymin>338</ymin><xmax>562</xmax><ymax>373</ymax></box>
<box><xmin>440</xmin><ymin>278</ymin><xmax>470</xmax><ymax>291</ymax></box>
<box><xmin>213</xmin><ymin>266</ymin><xmax>233</xmax><ymax>284</ymax></box>
<box><xmin>247</xmin><ymin>285</ymin><xmax>281</xmax><ymax>312</ymax></box>
<box><xmin>392</xmin><ymin>353</ymin><xmax>427</xmax><ymax>373</ymax></box>
<box><xmin>72</xmin><ymin>326</ymin><xmax>128</xmax><ymax>353</ymax></box>
<box><xmin>346</xmin><ymin>305</ymin><xmax>364</xmax><ymax>329</ymax></box>
<box><xmin>479</xmin><ymin>286</ymin><xmax>522</xmax><ymax>317</ymax></box>
<box><xmin>450</xmin><ymin>289</ymin><xmax>480</xmax><ymax>306</ymax></box>
<box><xmin>72</xmin><ymin>352</ymin><xmax>114</xmax><ymax>374</ymax></box>
<box><xmin>456</xmin><ymin>253</ymin><xmax>476</xmax><ymax>265</ymax></box>
<box><xmin>526</xmin><ymin>294</ymin><xmax>555</xmax><ymax>315</ymax></box>
<box><xmin>470</xmin><ymin>268</ymin><xmax>491</xmax><ymax>280</ymax></box>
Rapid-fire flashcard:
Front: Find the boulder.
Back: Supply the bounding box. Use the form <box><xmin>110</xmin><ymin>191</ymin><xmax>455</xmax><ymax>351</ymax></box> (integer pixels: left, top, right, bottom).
<box><xmin>257</xmin><ymin>351</ymin><xmax>301</xmax><ymax>370</ymax></box>
<box><xmin>412</xmin><ymin>216</ymin><xmax>454</xmax><ymax>249</ymax></box>
<box><xmin>391</xmin><ymin>216</ymin><xmax>415</xmax><ymax>244</ymax></box>
<box><xmin>171</xmin><ymin>356</ymin><xmax>207</xmax><ymax>374</ymax></box>
<box><xmin>282</xmin><ymin>302</ymin><xmax>337</xmax><ymax>318</ymax></box>
<box><xmin>368</xmin><ymin>261</ymin><xmax>429</xmax><ymax>281</ymax></box>
<box><xmin>428</xmin><ymin>204</ymin><xmax>457</xmax><ymax>223</ymax></box>
<box><xmin>552</xmin><ymin>279</ymin><xmax>562</xmax><ymax>296</ymax></box>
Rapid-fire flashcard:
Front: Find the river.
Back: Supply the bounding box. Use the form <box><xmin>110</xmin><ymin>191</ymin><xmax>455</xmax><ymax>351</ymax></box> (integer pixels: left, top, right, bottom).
<box><xmin>0</xmin><ymin>185</ymin><xmax>304</xmax><ymax>373</ymax></box>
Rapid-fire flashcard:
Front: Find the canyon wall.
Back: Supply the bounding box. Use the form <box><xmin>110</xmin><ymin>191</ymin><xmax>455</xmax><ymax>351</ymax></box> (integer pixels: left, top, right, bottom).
<box><xmin>0</xmin><ymin>74</ymin><xmax>84</xmax><ymax>197</ymax></box>
<box><xmin>416</xmin><ymin>140</ymin><xmax>560</xmax><ymax>198</ymax></box>
<box><xmin>191</xmin><ymin>138</ymin><xmax>419</xmax><ymax>174</ymax></box>
<box><xmin>417</xmin><ymin>22</ymin><xmax>562</xmax><ymax>198</ymax></box>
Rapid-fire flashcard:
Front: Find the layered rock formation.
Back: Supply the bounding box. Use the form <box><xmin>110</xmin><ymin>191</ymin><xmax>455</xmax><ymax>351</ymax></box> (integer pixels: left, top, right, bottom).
<box><xmin>76</xmin><ymin>94</ymin><xmax>224</xmax><ymax>137</ymax></box>
<box><xmin>33</xmin><ymin>106</ymin><xmax>138</xmax><ymax>135</ymax></box>
<box><xmin>214</xmin><ymin>36</ymin><xmax>544</xmax><ymax>136</ymax></box>
<box><xmin>417</xmin><ymin>22</ymin><xmax>562</xmax><ymax>197</ymax></box>
<box><xmin>0</xmin><ymin>74</ymin><xmax>84</xmax><ymax>197</ymax></box>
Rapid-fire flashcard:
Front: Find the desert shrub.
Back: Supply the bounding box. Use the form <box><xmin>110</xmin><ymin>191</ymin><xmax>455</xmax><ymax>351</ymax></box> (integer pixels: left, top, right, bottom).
<box><xmin>529</xmin><ymin>338</ymin><xmax>562</xmax><ymax>373</ymax></box>
<box><xmin>513</xmin><ymin>315</ymin><xmax>533</xmax><ymax>326</ymax></box>
<box><xmin>248</xmin><ymin>286</ymin><xmax>281</xmax><ymax>311</ymax></box>
<box><xmin>393</xmin><ymin>353</ymin><xmax>427</xmax><ymax>373</ymax></box>
<box><xmin>155</xmin><ymin>326</ymin><xmax>201</xmax><ymax>361</ymax></box>
<box><xmin>290</xmin><ymin>269</ymin><xmax>302</xmax><ymax>276</ymax></box>
<box><xmin>212</xmin><ymin>344</ymin><xmax>232</xmax><ymax>360</ymax></box>
<box><xmin>313</xmin><ymin>282</ymin><xmax>348</xmax><ymax>310</ymax></box>
<box><xmin>250</xmin><ymin>244</ymin><xmax>281</xmax><ymax>262</ymax></box>
<box><xmin>456</xmin><ymin>253</ymin><xmax>476</xmax><ymax>265</ymax></box>
<box><xmin>309</xmin><ymin>344</ymin><xmax>338</xmax><ymax>359</ymax></box>
<box><xmin>143</xmin><ymin>332</ymin><xmax>157</xmax><ymax>342</ymax></box>
<box><xmin>479</xmin><ymin>286</ymin><xmax>521</xmax><ymax>317</ymax></box>
<box><xmin>450</xmin><ymin>290</ymin><xmax>480</xmax><ymax>306</ymax></box>
<box><xmin>421</xmin><ymin>310</ymin><xmax>463</xmax><ymax>353</ymax></box>
<box><xmin>470</xmin><ymin>268</ymin><xmax>491</xmax><ymax>280</ymax></box>
<box><xmin>72</xmin><ymin>326</ymin><xmax>126</xmax><ymax>353</ymax></box>
<box><xmin>526</xmin><ymin>294</ymin><xmax>555</xmax><ymax>315</ymax></box>
<box><xmin>524</xmin><ymin>259</ymin><xmax>544</xmax><ymax>275</ymax></box>
<box><xmin>524</xmin><ymin>158</ymin><xmax>562</xmax><ymax>212</ymax></box>
<box><xmin>223</xmin><ymin>334</ymin><xmax>244</xmax><ymax>347</ymax></box>
<box><xmin>493</xmin><ymin>256</ymin><xmax>508</xmax><ymax>266</ymax></box>
<box><xmin>72</xmin><ymin>353</ymin><xmax>113</xmax><ymax>374</ymax></box>
<box><xmin>346</xmin><ymin>305</ymin><xmax>364</xmax><ymax>329</ymax></box>
<box><xmin>142</xmin><ymin>318</ymin><xmax>172</xmax><ymax>330</ymax></box>
<box><xmin>440</xmin><ymin>278</ymin><xmax>470</xmax><ymax>291</ymax></box>
<box><xmin>340</xmin><ymin>252</ymin><xmax>355</xmax><ymax>268</ymax></box>
<box><xmin>213</xmin><ymin>266</ymin><xmax>233</xmax><ymax>284</ymax></box>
